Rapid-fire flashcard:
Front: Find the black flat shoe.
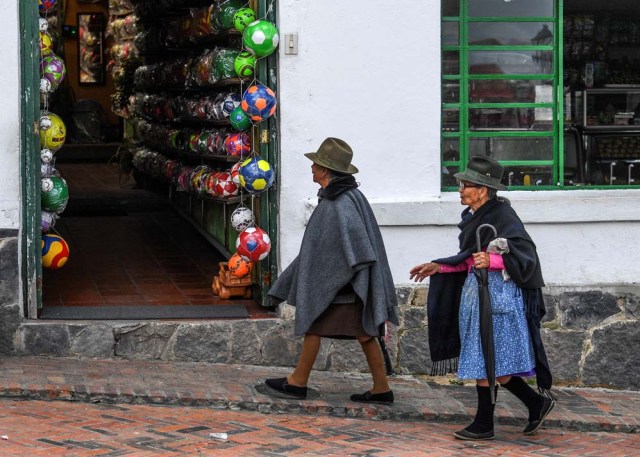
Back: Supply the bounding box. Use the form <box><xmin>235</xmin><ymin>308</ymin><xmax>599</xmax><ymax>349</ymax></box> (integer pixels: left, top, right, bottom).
<box><xmin>264</xmin><ymin>377</ymin><xmax>308</xmax><ymax>399</ymax></box>
<box><xmin>453</xmin><ymin>428</ymin><xmax>495</xmax><ymax>441</ymax></box>
<box><xmin>350</xmin><ymin>390</ymin><xmax>394</xmax><ymax>405</ymax></box>
<box><xmin>523</xmin><ymin>397</ymin><xmax>555</xmax><ymax>435</ymax></box>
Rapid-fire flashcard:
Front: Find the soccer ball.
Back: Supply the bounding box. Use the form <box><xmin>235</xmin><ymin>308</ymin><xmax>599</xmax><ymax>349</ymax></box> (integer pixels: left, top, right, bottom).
<box><xmin>213</xmin><ymin>172</ymin><xmax>239</xmax><ymax>197</ymax></box>
<box><xmin>40</xmin><ymin>31</ymin><xmax>54</xmax><ymax>56</ymax></box>
<box><xmin>41</xmin><ymin>210</ymin><xmax>58</xmax><ymax>233</ymax></box>
<box><xmin>221</xmin><ymin>92</ymin><xmax>241</xmax><ymax>117</ymax></box>
<box><xmin>41</xmin><ymin>162</ymin><xmax>57</xmax><ymax>177</ymax></box>
<box><xmin>224</xmin><ymin>132</ymin><xmax>251</xmax><ymax>156</ymax></box>
<box><xmin>40</xmin><ymin>78</ymin><xmax>52</xmax><ymax>93</ymax></box>
<box><xmin>230</xmin><ymin>206</ymin><xmax>255</xmax><ymax>231</ymax></box>
<box><xmin>234</xmin><ymin>51</ymin><xmax>256</xmax><ymax>78</ymax></box>
<box><xmin>228</xmin><ymin>252</ymin><xmax>253</xmax><ymax>277</ymax></box>
<box><xmin>40</xmin><ymin>55</ymin><xmax>66</xmax><ymax>89</ymax></box>
<box><xmin>41</xmin><ymin>233</ymin><xmax>69</xmax><ymax>269</ymax></box>
<box><xmin>41</xmin><ymin>176</ymin><xmax>69</xmax><ymax>213</ymax></box>
<box><xmin>241</xmin><ymin>84</ymin><xmax>277</xmax><ymax>122</ymax></box>
<box><xmin>230</xmin><ymin>161</ymin><xmax>242</xmax><ymax>184</ymax></box>
<box><xmin>39</xmin><ymin>18</ymin><xmax>49</xmax><ymax>32</ymax></box>
<box><xmin>233</xmin><ymin>8</ymin><xmax>257</xmax><ymax>32</ymax></box>
<box><xmin>39</xmin><ymin>112</ymin><xmax>66</xmax><ymax>150</ymax></box>
<box><xmin>238</xmin><ymin>156</ymin><xmax>275</xmax><ymax>194</ymax></box>
<box><xmin>39</xmin><ymin>0</ymin><xmax>57</xmax><ymax>14</ymax></box>
<box><xmin>230</xmin><ymin>106</ymin><xmax>252</xmax><ymax>131</ymax></box>
<box><xmin>243</xmin><ymin>20</ymin><xmax>279</xmax><ymax>57</ymax></box>
<box><xmin>236</xmin><ymin>226</ymin><xmax>271</xmax><ymax>262</ymax></box>
<box><xmin>40</xmin><ymin>148</ymin><xmax>54</xmax><ymax>163</ymax></box>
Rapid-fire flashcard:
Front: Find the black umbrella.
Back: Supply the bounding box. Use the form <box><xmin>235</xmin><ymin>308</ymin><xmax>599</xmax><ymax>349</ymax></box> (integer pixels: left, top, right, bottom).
<box><xmin>473</xmin><ymin>223</ymin><xmax>498</xmax><ymax>404</ymax></box>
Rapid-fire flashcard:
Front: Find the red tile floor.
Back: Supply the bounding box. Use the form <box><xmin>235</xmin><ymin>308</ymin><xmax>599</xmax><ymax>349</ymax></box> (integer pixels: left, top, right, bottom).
<box><xmin>42</xmin><ymin>162</ymin><xmax>275</xmax><ymax>319</ymax></box>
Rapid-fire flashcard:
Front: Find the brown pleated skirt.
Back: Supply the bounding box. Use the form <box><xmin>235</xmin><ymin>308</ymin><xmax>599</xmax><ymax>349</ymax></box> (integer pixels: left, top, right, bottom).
<box><xmin>307</xmin><ymin>300</ymin><xmax>367</xmax><ymax>340</ymax></box>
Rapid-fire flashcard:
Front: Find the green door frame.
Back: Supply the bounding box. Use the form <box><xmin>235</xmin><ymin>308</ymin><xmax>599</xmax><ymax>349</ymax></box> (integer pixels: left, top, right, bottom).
<box><xmin>20</xmin><ymin>0</ymin><xmax>41</xmax><ymax>317</ymax></box>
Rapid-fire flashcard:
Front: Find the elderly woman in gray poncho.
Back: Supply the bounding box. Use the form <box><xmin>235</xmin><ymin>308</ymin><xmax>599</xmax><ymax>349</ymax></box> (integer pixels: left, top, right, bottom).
<box><xmin>263</xmin><ymin>137</ymin><xmax>399</xmax><ymax>404</ymax></box>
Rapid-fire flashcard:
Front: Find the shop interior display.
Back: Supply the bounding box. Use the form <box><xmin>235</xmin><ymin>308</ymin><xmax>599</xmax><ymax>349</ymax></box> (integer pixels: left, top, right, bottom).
<box><xmin>117</xmin><ymin>0</ymin><xmax>279</xmax><ymax>293</ymax></box>
<box><xmin>564</xmin><ymin>2</ymin><xmax>640</xmax><ymax>186</ymax></box>
<box><xmin>39</xmin><ymin>0</ymin><xmax>71</xmax><ymax>269</ymax></box>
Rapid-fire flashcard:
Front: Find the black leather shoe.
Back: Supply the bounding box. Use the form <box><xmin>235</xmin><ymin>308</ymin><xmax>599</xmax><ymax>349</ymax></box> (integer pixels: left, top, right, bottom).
<box><xmin>350</xmin><ymin>390</ymin><xmax>394</xmax><ymax>405</ymax></box>
<box><xmin>264</xmin><ymin>377</ymin><xmax>307</xmax><ymax>399</ymax></box>
<box><xmin>523</xmin><ymin>398</ymin><xmax>555</xmax><ymax>435</ymax></box>
<box><xmin>453</xmin><ymin>428</ymin><xmax>495</xmax><ymax>441</ymax></box>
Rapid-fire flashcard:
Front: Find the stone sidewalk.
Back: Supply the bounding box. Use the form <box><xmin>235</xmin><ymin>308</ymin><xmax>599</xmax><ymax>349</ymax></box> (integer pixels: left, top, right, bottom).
<box><xmin>1</xmin><ymin>356</ymin><xmax>638</xmax><ymax>434</ymax></box>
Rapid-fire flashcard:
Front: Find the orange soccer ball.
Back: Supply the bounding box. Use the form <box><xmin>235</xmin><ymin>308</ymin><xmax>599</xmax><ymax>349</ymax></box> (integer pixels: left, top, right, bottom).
<box><xmin>228</xmin><ymin>252</ymin><xmax>253</xmax><ymax>277</ymax></box>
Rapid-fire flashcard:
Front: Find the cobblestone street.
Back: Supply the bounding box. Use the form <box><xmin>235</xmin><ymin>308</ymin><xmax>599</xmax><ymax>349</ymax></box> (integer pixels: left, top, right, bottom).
<box><xmin>1</xmin><ymin>398</ymin><xmax>639</xmax><ymax>456</ymax></box>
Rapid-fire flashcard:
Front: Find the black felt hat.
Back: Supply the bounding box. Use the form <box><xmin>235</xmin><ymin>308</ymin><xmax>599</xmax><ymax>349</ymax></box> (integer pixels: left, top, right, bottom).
<box><xmin>454</xmin><ymin>156</ymin><xmax>507</xmax><ymax>190</ymax></box>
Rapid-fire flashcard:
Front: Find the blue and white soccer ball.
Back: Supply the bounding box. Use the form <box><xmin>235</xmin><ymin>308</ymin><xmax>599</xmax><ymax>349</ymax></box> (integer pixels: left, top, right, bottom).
<box><xmin>238</xmin><ymin>157</ymin><xmax>275</xmax><ymax>194</ymax></box>
<box><xmin>221</xmin><ymin>92</ymin><xmax>241</xmax><ymax>118</ymax></box>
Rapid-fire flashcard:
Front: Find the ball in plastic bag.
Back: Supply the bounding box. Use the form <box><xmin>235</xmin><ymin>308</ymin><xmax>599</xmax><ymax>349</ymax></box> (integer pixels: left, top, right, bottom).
<box><xmin>230</xmin><ymin>106</ymin><xmax>252</xmax><ymax>131</ymax></box>
<box><xmin>41</xmin><ymin>233</ymin><xmax>69</xmax><ymax>269</ymax></box>
<box><xmin>41</xmin><ymin>210</ymin><xmax>58</xmax><ymax>233</ymax></box>
<box><xmin>243</xmin><ymin>20</ymin><xmax>279</xmax><ymax>57</ymax></box>
<box><xmin>236</xmin><ymin>226</ymin><xmax>271</xmax><ymax>262</ymax></box>
<box><xmin>222</xmin><ymin>92</ymin><xmax>241</xmax><ymax>117</ymax></box>
<box><xmin>39</xmin><ymin>0</ymin><xmax>57</xmax><ymax>14</ymax></box>
<box><xmin>41</xmin><ymin>176</ymin><xmax>69</xmax><ymax>213</ymax></box>
<box><xmin>40</xmin><ymin>31</ymin><xmax>54</xmax><ymax>56</ymax></box>
<box><xmin>41</xmin><ymin>148</ymin><xmax>54</xmax><ymax>163</ymax></box>
<box><xmin>234</xmin><ymin>51</ymin><xmax>256</xmax><ymax>78</ymax></box>
<box><xmin>40</xmin><ymin>55</ymin><xmax>66</xmax><ymax>89</ymax></box>
<box><xmin>233</xmin><ymin>8</ymin><xmax>256</xmax><ymax>33</ymax></box>
<box><xmin>239</xmin><ymin>157</ymin><xmax>274</xmax><ymax>194</ymax></box>
<box><xmin>224</xmin><ymin>132</ymin><xmax>250</xmax><ymax>156</ymax></box>
<box><xmin>40</xmin><ymin>112</ymin><xmax>66</xmax><ymax>150</ymax></box>
<box><xmin>230</xmin><ymin>206</ymin><xmax>255</xmax><ymax>231</ymax></box>
<box><xmin>228</xmin><ymin>252</ymin><xmax>253</xmax><ymax>277</ymax></box>
<box><xmin>241</xmin><ymin>84</ymin><xmax>277</xmax><ymax>122</ymax></box>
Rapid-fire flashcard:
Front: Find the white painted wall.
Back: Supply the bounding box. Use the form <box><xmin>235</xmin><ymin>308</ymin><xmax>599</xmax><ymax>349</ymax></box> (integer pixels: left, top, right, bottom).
<box><xmin>276</xmin><ymin>0</ymin><xmax>640</xmax><ymax>287</ymax></box>
<box><xmin>0</xmin><ymin>3</ymin><xmax>21</xmax><ymax>229</ymax></box>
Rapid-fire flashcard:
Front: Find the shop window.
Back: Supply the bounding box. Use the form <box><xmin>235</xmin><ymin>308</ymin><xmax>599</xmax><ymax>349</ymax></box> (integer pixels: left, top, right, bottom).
<box><xmin>441</xmin><ymin>0</ymin><xmax>559</xmax><ymax>190</ymax></box>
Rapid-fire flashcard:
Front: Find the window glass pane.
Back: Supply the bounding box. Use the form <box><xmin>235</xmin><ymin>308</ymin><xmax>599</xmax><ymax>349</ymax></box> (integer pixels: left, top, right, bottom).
<box><xmin>470</xmin><ymin>108</ymin><xmax>554</xmax><ymax>130</ymax></box>
<box><xmin>501</xmin><ymin>165</ymin><xmax>553</xmax><ymax>187</ymax></box>
<box><xmin>442</xmin><ymin>21</ymin><xmax>459</xmax><ymax>45</ymax></box>
<box><xmin>443</xmin><ymin>108</ymin><xmax>460</xmax><ymax>131</ymax></box>
<box><xmin>442</xmin><ymin>138</ymin><xmax>460</xmax><ymax>161</ymax></box>
<box><xmin>468</xmin><ymin>0</ymin><xmax>553</xmax><ymax>17</ymax></box>
<box><xmin>441</xmin><ymin>165</ymin><xmax>459</xmax><ymax>187</ymax></box>
<box><xmin>443</xmin><ymin>81</ymin><xmax>460</xmax><ymax>103</ymax></box>
<box><xmin>471</xmin><ymin>137</ymin><xmax>553</xmax><ymax>160</ymax></box>
<box><xmin>469</xmin><ymin>51</ymin><xmax>553</xmax><ymax>74</ymax></box>
<box><xmin>443</xmin><ymin>51</ymin><xmax>460</xmax><ymax>75</ymax></box>
<box><xmin>469</xmin><ymin>80</ymin><xmax>552</xmax><ymax>103</ymax></box>
<box><xmin>441</xmin><ymin>0</ymin><xmax>459</xmax><ymax>17</ymax></box>
<box><xmin>469</xmin><ymin>22</ymin><xmax>553</xmax><ymax>45</ymax></box>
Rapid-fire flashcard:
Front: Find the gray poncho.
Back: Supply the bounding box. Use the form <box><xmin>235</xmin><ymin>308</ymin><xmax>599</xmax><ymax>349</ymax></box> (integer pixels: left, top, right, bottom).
<box><xmin>269</xmin><ymin>187</ymin><xmax>399</xmax><ymax>336</ymax></box>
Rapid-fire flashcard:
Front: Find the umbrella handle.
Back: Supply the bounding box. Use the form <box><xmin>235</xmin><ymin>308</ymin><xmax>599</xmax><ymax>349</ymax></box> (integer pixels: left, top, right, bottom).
<box><xmin>476</xmin><ymin>223</ymin><xmax>498</xmax><ymax>252</ymax></box>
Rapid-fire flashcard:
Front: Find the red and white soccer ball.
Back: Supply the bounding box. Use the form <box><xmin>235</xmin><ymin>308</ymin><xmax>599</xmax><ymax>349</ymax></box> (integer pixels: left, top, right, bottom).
<box><xmin>214</xmin><ymin>172</ymin><xmax>239</xmax><ymax>197</ymax></box>
<box><xmin>230</xmin><ymin>161</ymin><xmax>242</xmax><ymax>184</ymax></box>
<box><xmin>236</xmin><ymin>226</ymin><xmax>271</xmax><ymax>261</ymax></box>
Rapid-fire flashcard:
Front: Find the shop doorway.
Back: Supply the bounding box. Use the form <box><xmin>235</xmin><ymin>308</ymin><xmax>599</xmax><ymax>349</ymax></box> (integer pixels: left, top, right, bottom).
<box><xmin>29</xmin><ymin>0</ymin><xmax>278</xmax><ymax>319</ymax></box>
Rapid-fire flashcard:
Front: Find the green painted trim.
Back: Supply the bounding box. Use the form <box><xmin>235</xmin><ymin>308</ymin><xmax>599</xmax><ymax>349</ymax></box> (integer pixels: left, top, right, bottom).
<box><xmin>19</xmin><ymin>0</ymin><xmax>41</xmax><ymax>315</ymax></box>
<box><xmin>255</xmin><ymin>0</ymin><xmax>278</xmax><ymax>305</ymax></box>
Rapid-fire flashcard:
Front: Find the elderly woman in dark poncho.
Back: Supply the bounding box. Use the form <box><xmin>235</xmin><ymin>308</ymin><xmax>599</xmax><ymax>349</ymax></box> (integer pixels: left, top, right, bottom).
<box><xmin>410</xmin><ymin>156</ymin><xmax>555</xmax><ymax>441</ymax></box>
<box><xmin>264</xmin><ymin>138</ymin><xmax>399</xmax><ymax>404</ymax></box>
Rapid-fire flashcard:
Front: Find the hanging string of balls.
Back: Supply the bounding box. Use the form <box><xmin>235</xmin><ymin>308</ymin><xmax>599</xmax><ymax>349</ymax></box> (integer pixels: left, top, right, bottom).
<box><xmin>38</xmin><ymin>0</ymin><xmax>70</xmax><ymax>269</ymax></box>
<box><xmin>224</xmin><ymin>4</ymin><xmax>279</xmax><ymax>269</ymax></box>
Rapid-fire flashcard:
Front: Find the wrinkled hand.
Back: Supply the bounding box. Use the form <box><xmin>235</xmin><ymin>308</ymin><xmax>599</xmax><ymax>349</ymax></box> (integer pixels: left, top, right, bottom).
<box><xmin>472</xmin><ymin>252</ymin><xmax>490</xmax><ymax>269</ymax></box>
<box><xmin>409</xmin><ymin>262</ymin><xmax>441</xmax><ymax>282</ymax></box>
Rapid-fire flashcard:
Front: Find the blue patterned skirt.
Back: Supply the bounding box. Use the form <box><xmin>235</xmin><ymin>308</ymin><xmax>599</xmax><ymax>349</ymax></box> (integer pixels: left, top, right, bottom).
<box><xmin>457</xmin><ymin>270</ymin><xmax>535</xmax><ymax>380</ymax></box>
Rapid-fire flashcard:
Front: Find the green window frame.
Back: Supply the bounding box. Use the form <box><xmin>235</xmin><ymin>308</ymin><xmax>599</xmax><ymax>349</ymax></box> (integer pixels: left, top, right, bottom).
<box><xmin>441</xmin><ymin>0</ymin><xmax>562</xmax><ymax>190</ymax></box>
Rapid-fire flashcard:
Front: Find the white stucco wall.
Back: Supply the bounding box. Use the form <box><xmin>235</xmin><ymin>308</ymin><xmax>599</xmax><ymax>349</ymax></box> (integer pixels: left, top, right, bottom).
<box><xmin>277</xmin><ymin>0</ymin><xmax>640</xmax><ymax>287</ymax></box>
<box><xmin>0</xmin><ymin>3</ymin><xmax>21</xmax><ymax>229</ymax></box>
